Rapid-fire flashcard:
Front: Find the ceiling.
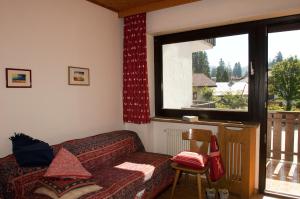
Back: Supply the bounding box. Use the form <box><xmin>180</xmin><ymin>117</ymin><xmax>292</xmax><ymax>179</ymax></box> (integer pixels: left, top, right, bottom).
<box><xmin>86</xmin><ymin>0</ymin><xmax>199</xmax><ymax>17</ymax></box>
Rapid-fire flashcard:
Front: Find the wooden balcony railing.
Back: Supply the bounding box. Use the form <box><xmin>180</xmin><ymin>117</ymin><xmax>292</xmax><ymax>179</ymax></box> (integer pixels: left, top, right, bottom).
<box><xmin>267</xmin><ymin>111</ymin><xmax>300</xmax><ymax>162</ymax></box>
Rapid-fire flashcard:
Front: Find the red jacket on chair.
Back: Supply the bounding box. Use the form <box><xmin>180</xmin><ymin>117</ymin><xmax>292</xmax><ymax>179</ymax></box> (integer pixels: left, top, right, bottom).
<box><xmin>209</xmin><ymin>135</ymin><xmax>225</xmax><ymax>182</ymax></box>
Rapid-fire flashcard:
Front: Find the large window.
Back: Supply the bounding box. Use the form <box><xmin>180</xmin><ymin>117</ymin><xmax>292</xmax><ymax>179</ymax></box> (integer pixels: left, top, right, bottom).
<box><xmin>162</xmin><ymin>34</ymin><xmax>249</xmax><ymax>111</ymax></box>
<box><xmin>154</xmin><ymin>23</ymin><xmax>255</xmax><ymax>121</ymax></box>
<box><xmin>154</xmin><ymin>15</ymin><xmax>300</xmax><ymax>122</ymax></box>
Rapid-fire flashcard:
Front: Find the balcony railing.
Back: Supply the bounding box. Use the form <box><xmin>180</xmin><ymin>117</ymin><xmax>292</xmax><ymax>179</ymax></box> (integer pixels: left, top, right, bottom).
<box><xmin>267</xmin><ymin>111</ymin><xmax>300</xmax><ymax>162</ymax></box>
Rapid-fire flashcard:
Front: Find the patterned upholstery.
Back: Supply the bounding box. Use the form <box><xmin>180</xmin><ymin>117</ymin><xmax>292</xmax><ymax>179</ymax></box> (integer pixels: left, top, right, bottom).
<box><xmin>0</xmin><ymin>130</ymin><xmax>174</xmax><ymax>199</ymax></box>
<box><xmin>44</xmin><ymin>148</ymin><xmax>92</xmax><ymax>179</ymax></box>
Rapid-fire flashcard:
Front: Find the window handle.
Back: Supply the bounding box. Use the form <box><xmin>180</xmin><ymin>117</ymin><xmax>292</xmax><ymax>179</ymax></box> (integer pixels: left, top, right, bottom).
<box><xmin>250</xmin><ymin>62</ymin><xmax>254</xmax><ymax>75</ymax></box>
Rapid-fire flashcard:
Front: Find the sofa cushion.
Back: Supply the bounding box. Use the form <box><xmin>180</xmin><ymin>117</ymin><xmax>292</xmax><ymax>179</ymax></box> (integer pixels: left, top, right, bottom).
<box><xmin>44</xmin><ymin>148</ymin><xmax>91</xmax><ymax>179</ymax></box>
<box><xmin>171</xmin><ymin>151</ymin><xmax>208</xmax><ymax>169</ymax></box>
<box><xmin>10</xmin><ymin>133</ymin><xmax>54</xmax><ymax>167</ymax></box>
<box><xmin>34</xmin><ymin>185</ymin><xmax>102</xmax><ymax>199</ymax></box>
<box><xmin>37</xmin><ymin>178</ymin><xmax>96</xmax><ymax>197</ymax></box>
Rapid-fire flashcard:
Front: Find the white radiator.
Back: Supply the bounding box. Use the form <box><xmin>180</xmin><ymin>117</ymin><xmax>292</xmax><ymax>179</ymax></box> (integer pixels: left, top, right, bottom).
<box><xmin>165</xmin><ymin>128</ymin><xmax>190</xmax><ymax>156</ymax></box>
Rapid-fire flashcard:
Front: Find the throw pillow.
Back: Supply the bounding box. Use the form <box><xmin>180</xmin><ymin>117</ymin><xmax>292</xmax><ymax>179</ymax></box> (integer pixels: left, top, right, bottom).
<box><xmin>171</xmin><ymin>151</ymin><xmax>208</xmax><ymax>169</ymax></box>
<box><xmin>10</xmin><ymin>133</ymin><xmax>54</xmax><ymax>167</ymax></box>
<box><xmin>37</xmin><ymin>178</ymin><xmax>96</xmax><ymax>197</ymax></box>
<box><xmin>35</xmin><ymin>185</ymin><xmax>102</xmax><ymax>199</ymax></box>
<box><xmin>44</xmin><ymin>148</ymin><xmax>92</xmax><ymax>179</ymax></box>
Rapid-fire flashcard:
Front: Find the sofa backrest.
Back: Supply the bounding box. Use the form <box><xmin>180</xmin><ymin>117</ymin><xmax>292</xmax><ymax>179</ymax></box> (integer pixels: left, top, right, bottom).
<box><xmin>0</xmin><ymin>130</ymin><xmax>144</xmax><ymax>199</ymax></box>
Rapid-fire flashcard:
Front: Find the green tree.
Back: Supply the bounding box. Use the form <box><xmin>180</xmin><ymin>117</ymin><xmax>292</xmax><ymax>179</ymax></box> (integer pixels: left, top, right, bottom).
<box><xmin>274</xmin><ymin>51</ymin><xmax>283</xmax><ymax>63</ymax></box>
<box><xmin>215</xmin><ymin>91</ymin><xmax>248</xmax><ymax>109</ymax></box>
<box><xmin>233</xmin><ymin>62</ymin><xmax>242</xmax><ymax>78</ymax></box>
<box><xmin>226</xmin><ymin>63</ymin><xmax>232</xmax><ymax>80</ymax></box>
<box><xmin>216</xmin><ymin>58</ymin><xmax>229</xmax><ymax>82</ymax></box>
<box><xmin>211</xmin><ymin>67</ymin><xmax>217</xmax><ymax>77</ymax></box>
<box><xmin>192</xmin><ymin>51</ymin><xmax>210</xmax><ymax>77</ymax></box>
<box><xmin>200</xmin><ymin>87</ymin><xmax>214</xmax><ymax>101</ymax></box>
<box><xmin>223</xmin><ymin>69</ymin><xmax>229</xmax><ymax>82</ymax></box>
<box><xmin>269</xmin><ymin>56</ymin><xmax>300</xmax><ymax>111</ymax></box>
<box><xmin>269</xmin><ymin>51</ymin><xmax>283</xmax><ymax>68</ymax></box>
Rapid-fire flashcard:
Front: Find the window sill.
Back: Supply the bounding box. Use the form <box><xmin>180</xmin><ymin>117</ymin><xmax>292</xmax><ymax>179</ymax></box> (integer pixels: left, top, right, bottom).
<box><xmin>151</xmin><ymin>117</ymin><xmax>259</xmax><ymax>128</ymax></box>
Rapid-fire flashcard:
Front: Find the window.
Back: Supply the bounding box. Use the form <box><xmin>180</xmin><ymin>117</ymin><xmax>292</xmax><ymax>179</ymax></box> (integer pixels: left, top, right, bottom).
<box><xmin>162</xmin><ymin>34</ymin><xmax>249</xmax><ymax>111</ymax></box>
<box><xmin>154</xmin><ymin>14</ymin><xmax>300</xmax><ymax>194</ymax></box>
<box><xmin>154</xmin><ymin>23</ymin><xmax>255</xmax><ymax>121</ymax></box>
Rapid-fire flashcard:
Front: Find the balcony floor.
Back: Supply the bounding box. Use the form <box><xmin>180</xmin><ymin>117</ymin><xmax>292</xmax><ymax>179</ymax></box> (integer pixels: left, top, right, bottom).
<box><xmin>266</xmin><ymin>158</ymin><xmax>300</xmax><ymax>197</ymax></box>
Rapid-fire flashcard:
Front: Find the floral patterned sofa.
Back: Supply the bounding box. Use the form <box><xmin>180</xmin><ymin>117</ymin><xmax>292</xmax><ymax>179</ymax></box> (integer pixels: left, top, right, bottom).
<box><xmin>0</xmin><ymin>130</ymin><xmax>174</xmax><ymax>199</ymax></box>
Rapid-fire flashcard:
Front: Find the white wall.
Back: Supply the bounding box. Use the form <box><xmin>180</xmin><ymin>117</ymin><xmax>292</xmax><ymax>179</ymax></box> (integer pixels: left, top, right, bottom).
<box><xmin>147</xmin><ymin>0</ymin><xmax>300</xmax><ymax>35</ymax></box>
<box><xmin>0</xmin><ymin>0</ymin><xmax>123</xmax><ymax>157</ymax></box>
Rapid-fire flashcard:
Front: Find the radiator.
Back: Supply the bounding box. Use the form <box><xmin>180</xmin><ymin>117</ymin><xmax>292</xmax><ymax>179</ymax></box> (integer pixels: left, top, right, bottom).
<box><xmin>165</xmin><ymin>128</ymin><xmax>190</xmax><ymax>156</ymax></box>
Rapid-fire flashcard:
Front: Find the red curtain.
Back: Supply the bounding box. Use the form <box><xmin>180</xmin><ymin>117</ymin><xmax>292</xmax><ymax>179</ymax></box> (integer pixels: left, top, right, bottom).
<box><xmin>123</xmin><ymin>13</ymin><xmax>150</xmax><ymax>124</ymax></box>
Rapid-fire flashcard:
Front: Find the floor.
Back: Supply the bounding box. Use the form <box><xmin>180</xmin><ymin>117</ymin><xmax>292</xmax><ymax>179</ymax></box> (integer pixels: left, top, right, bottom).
<box><xmin>156</xmin><ymin>174</ymin><xmax>282</xmax><ymax>199</ymax></box>
<box><xmin>157</xmin><ymin>159</ymin><xmax>300</xmax><ymax>199</ymax></box>
<box><xmin>265</xmin><ymin>159</ymin><xmax>300</xmax><ymax>197</ymax></box>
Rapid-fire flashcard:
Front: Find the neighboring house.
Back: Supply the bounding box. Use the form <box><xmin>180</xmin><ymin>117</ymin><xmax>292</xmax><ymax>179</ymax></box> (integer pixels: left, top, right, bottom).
<box><xmin>214</xmin><ymin>81</ymin><xmax>248</xmax><ymax>96</ymax></box>
<box><xmin>231</xmin><ymin>74</ymin><xmax>248</xmax><ymax>83</ymax></box>
<box><xmin>192</xmin><ymin>73</ymin><xmax>216</xmax><ymax>101</ymax></box>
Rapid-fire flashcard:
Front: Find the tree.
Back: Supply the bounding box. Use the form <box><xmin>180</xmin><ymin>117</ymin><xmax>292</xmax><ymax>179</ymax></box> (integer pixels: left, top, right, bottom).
<box><xmin>223</xmin><ymin>69</ymin><xmax>229</xmax><ymax>82</ymax></box>
<box><xmin>215</xmin><ymin>91</ymin><xmax>248</xmax><ymax>109</ymax></box>
<box><xmin>200</xmin><ymin>87</ymin><xmax>214</xmax><ymax>101</ymax></box>
<box><xmin>192</xmin><ymin>51</ymin><xmax>210</xmax><ymax>77</ymax></box>
<box><xmin>269</xmin><ymin>56</ymin><xmax>300</xmax><ymax>110</ymax></box>
<box><xmin>226</xmin><ymin>63</ymin><xmax>232</xmax><ymax>80</ymax></box>
<box><xmin>233</xmin><ymin>62</ymin><xmax>242</xmax><ymax>78</ymax></box>
<box><xmin>274</xmin><ymin>51</ymin><xmax>283</xmax><ymax>63</ymax></box>
<box><xmin>216</xmin><ymin>58</ymin><xmax>229</xmax><ymax>82</ymax></box>
<box><xmin>211</xmin><ymin>67</ymin><xmax>217</xmax><ymax>77</ymax></box>
<box><xmin>269</xmin><ymin>51</ymin><xmax>283</xmax><ymax>68</ymax></box>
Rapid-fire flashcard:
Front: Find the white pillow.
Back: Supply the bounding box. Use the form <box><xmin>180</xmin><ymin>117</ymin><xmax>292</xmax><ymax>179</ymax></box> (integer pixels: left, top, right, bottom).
<box><xmin>35</xmin><ymin>185</ymin><xmax>102</xmax><ymax>199</ymax></box>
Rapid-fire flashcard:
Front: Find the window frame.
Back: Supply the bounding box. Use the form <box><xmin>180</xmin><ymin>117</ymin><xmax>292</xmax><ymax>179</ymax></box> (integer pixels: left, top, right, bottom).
<box><xmin>154</xmin><ymin>22</ymin><xmax>256</xmax><ymax>121</ymax></box>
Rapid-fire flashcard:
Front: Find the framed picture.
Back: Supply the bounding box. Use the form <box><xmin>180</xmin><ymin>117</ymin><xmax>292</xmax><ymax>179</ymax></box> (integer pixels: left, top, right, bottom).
<box><xmin>6</xmin><ymin>68</ymin><xmax>32</xmax><ymax>88</ymax></box>
<box><xmin>68</xmin><ymin>66</ymin><xmax>90</xmax><ymax>86</ymax></box>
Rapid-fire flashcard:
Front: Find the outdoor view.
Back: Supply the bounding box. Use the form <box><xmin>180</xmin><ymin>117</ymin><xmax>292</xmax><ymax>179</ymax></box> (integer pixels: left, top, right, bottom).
<box><xmin>163</xmin><ymin>34</ymin><xmax>248</xmax><ymax>111</ymax></box>
<box><xmin>266</xmin><ymin>29</ymin><xmax>300</xmax><ymax>197</ymax></box>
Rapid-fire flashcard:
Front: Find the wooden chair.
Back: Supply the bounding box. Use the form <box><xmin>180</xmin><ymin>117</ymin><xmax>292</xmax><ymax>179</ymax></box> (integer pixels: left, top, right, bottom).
<box><xmin>170</xmin><ymin>129</ymin><xmax>212</xmax><ymax>199</ymax></box>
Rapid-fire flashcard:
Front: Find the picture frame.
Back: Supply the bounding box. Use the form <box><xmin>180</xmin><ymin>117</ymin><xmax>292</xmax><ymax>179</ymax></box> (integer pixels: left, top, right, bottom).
<box><xmin>68</xmin><ymin>66</ymin><xmax>90</xmax><ymax>86</ymax></box>
<box><xmin>6</xmin><ymin>68</ymin><xmax>32</xmax><ymax>88</ymax></box>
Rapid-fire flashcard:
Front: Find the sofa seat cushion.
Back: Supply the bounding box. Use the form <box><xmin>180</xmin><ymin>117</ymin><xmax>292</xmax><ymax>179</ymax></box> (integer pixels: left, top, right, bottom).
<box><xmin>29</xmin><ymin>152</ymin><xmax>174</xmax><ymax>199</ymax></box>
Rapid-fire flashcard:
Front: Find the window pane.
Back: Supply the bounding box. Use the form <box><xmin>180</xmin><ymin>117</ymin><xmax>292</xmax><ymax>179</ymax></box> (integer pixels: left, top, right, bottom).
<box><xmin>162</xmin><ymin>34</ymin><xmax>249</xmax><ymax>111</ymax></box>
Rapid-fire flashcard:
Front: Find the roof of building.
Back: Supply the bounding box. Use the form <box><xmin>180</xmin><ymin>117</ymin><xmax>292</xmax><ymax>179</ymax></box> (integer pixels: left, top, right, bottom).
<box><xmin>214</xmin><ymin>82</ymin><xmax>248</xmax><ymax>96</ymax></box>
<box><xmin>193</xmin><ymin>73</ymin><xmax>216</xmax><ymax>87</ymax></box>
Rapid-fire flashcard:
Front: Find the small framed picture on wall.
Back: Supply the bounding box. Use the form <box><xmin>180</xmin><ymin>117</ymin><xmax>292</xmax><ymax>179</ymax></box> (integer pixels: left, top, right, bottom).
<box><xmin>6</xmin><ymin>68</ymin><xmax>32</xmax><ymax>88</ymax></box>
<box><xmin>68</xmin><ymin>66</ymin><xmax>90</xmax><ymax>86</ymax></box>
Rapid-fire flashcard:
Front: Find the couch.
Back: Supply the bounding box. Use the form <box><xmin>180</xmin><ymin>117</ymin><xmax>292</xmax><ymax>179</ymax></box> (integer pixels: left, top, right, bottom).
<box><xmin>0</xmin><ymin>130</ymin><xmax>174</xmax><ymax>199</ymax></box>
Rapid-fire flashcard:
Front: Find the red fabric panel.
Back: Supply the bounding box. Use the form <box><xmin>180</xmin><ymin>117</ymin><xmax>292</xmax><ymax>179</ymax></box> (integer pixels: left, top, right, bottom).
<box><xmin>123</xmin><ymin>13</ymin><xmax>150</xmax><ymax>124</ymax></box>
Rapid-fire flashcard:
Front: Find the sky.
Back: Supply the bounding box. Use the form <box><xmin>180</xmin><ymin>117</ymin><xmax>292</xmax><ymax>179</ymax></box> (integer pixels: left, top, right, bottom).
<box><xmin>205</xmin><ymin>29</ymin><xmax>300</xmax><ymax>68</ymax></box>
<box><xmin>162</xmin><ymin>29</ymin><xmax>300</xmax><ymax>72</ymax></box>
<box><xmin>268</xmin><ymin>30</ymin><xmax>300</xmax><ymax>61</ymax></box>
<box><xmin>206</xmin><ymin>34</ymin><xmax>248</xmax><ymax>68</ymax></box>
